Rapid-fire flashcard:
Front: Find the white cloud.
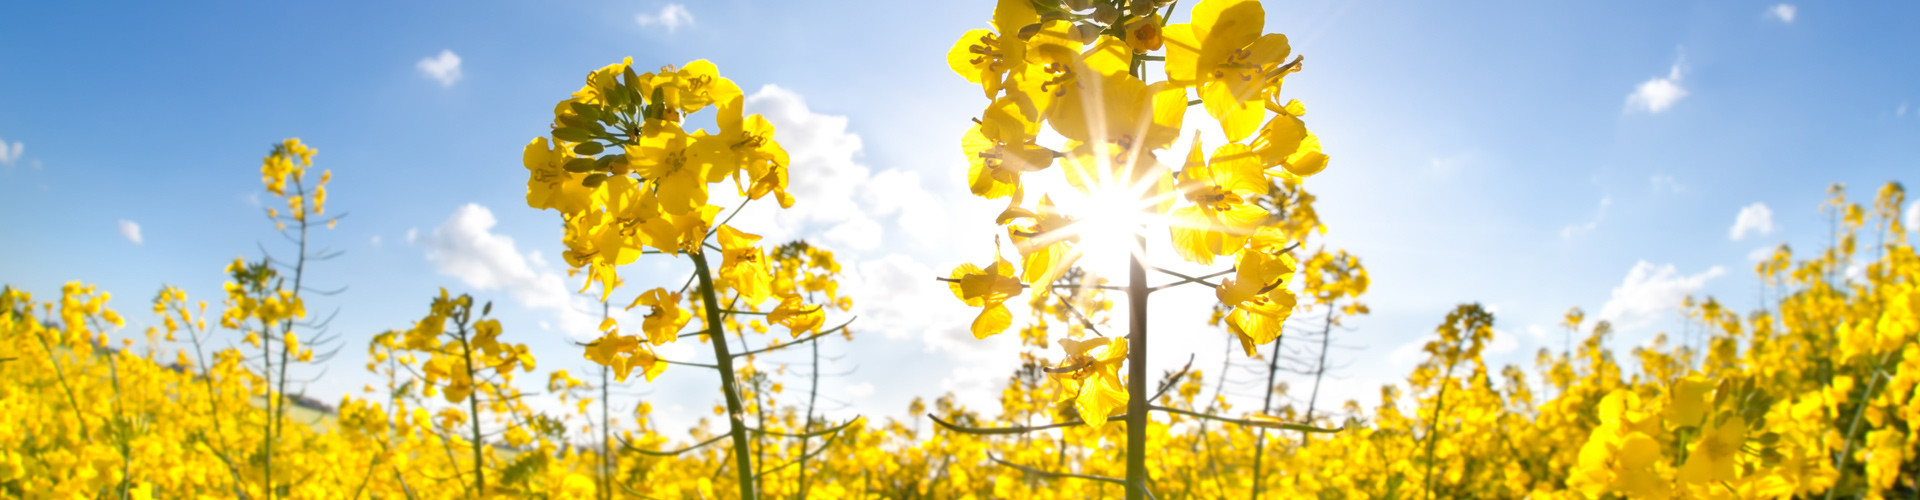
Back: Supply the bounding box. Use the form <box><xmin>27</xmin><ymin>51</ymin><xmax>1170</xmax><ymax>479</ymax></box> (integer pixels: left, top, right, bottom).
<box><xmin>422</xmin><ymin>204</ymin><xmax>617</xmax><ymax>339</ymax></box>
<box><xmin>1767</xmin><ymin>4</ymin><xmax>1797</xmax><ymax>24</ymax></box>
<box><xmin>729</xmin><ymin>84</ymin><xmax>948</xmax><ymax>252</ymax></box>
<box><xmin>1729</xmin><ymin>202</ymin><xmax>1774</xmax><ymax>241</ymax></box>
<box><xmin>1845</xmin><ymin>260</ymin><xmax>1868</xmax><ymax>281</ymax></box>
<box><xmin>405</xmin><ymin>228</ymin><xmax>419</xmax><ymax>244</ymax></box>
<box><xmin>824</xmin><ymin>216</ymin><xmax>884</xmax><ymax>251</ymax></box>
<box><xmin>1900</xmin><ymin>102</ymin><xmax>1910</xmax><ymax>117</ymax></box>
<box><xmin>1626</xmin><ymin>58</ymin><xmax>1688</xmax><ymax>114</ymax></box>
<box><xmin>1906</xmin><ymin>200</ymin><xmax>1919</xmax><ymax>232</ymax></box>
<box><xmin>1390</xmin><ymin>325</ymin><xmax>1518</xmax><ymax>366</ymax></box>
<box><xmin>1650</xmin><ymin>174</ymin><xmax>1684</xmax><ymax>194</ymax></box>
<box><xmin>416</xmin><ymin>50</ymin><xmax>463</xmax><ymax>88</ymax></box>
<box><xmin>1560</xmin><ymin>196</ymin><xmax>1612</xmax><ymax>240</ymax></box>
<box><xmin>370</xmin><ymin>236</ymin><xmax>383</xmax><ymax>247</ymax></box>
<box><xmin>861</xmin><ymin>169</ymin><xmax>946</xmax><ymax>246</ymax></box>
<box><xmin>846</xmin><ymin>254</ymin><xmax>945</xmax><ymax>340</ymax></box>
<box><xmin>1747</xmin><ymin>245</ymin><xmax>1777</xmax><ymax>262</ymax></box>
<box><xmin>0</xmin><ymin>138</ymin><xmax>22</xmax><ymax>167</ymax></box>
<box><xmin>1597</xmin><ymin>261</ymin><xmax>1726</xmax><ymax>330</ymax></box>
<box><xmin>1487</xmin><ymin>328</ymin><xmax>1519</xmax><ymax>355</ymax></box>
<box><xmin>635</xmin><ymin>4</ymin><xmax>694</xmax><ymax>32</ymax></box>
<box><xmin>844</xmin><ymin>382</ymin><xmax>875</xmax><ymax>400</ymax></box>
<box><xmin>117</xmin><ymin>220</ymin><xmax>142</xmax><ymax>245</ymax></box>
<box><xmin>1389</xmin><ymin>333</ymin><xmax>1435</xmax><ymax>367</ymax></box>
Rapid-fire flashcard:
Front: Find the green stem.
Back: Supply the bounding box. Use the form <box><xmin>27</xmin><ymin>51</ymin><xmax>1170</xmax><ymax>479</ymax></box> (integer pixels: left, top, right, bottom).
<box><xmin>799</xmin><ymin>331</ymin><xmax>821</xmax><ymax>499</ymax></box>
<box><xmin>457</xmin><ymin>315</ymin><xmax>487</xmax><ymax>495</ymax></box>
<box><xmin>1125</xmin><ymin>232</ymin><xmax>1149</xmax><ymax>500</ymax></box>
<box><xmin>1828</xmin><ymin>366</ymin><xmax>1888</xmax><ymax>500</ymax></box>
<box><xmin>1126</xmin><ymin>23</ymin><xmax>1153</xmax><ymax>497</ymax></box>
<box><xmin>691</xmin><ymin>252</ymin><xmax>758</xmax><ymax>500</ymax></box>
<box><xmin>186</xmin><ymin>312</ymin><xmax>250</xmax><ymax>499</ymax></box>
<box><xmin>260</xmin><ymin>318</ymin><xmax>275</xmax><ymax>500</ymax></box>
<box><xmin>1303</xmin><ymin>306</ymin><xmax>1337</xmax><ymax>431</ymax></box>
<box><xmin>103</xmin><ymin>340</ymin><xmax>132</xmax><ymax>500</ymax></box>
<box><xmin>30</xmin><ymin>317</ymin><xmax>90</xmax><ymax>438</ymax></box>
<box><xmin>1251</xmin><ymin>329</ymin><xmax>1285</xmax><ymax>500</ymax></box>
<box><xmin>600</xmin><ymin>302</ymin><xmax>615</xmax><ymax>500</ymax></box>
<box><xmin>1425</xmin><ymin>362</ymin><xmax>1458</xmax><ymax>500</ymax></box>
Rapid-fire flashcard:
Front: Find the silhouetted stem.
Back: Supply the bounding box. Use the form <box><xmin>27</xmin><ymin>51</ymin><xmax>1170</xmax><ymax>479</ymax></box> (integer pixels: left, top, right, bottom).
<box><xmin>691</xmin><ymin>252</ymin><xmax>758</xmax><ymax>500</ymax></box>
<box><xmin>1126</xmin><ymin>233</ymin><xmax>1149</xmax><ymax>500</ymax></box>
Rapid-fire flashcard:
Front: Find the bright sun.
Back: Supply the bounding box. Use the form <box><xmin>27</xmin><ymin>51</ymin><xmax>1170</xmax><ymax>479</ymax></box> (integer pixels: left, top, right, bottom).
<box><xmin>1032</xmin><ymin>156</ymin><xmax>1179</xmax><ymax>285</ymax></box>
<box><xmin>1068</xmin><ymin>187</ymin><xmax>1149</xmax><ymax>278</ymax></box>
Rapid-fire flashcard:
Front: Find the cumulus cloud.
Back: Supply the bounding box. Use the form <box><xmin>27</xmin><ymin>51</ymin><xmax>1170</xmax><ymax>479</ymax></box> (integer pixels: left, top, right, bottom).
<box><xmin>844</xmin><ymin>382</ymin><xmax>875</xmax><ymax>400</ymax></box>
<box><xmin>117</xmin><ymin>220</ymin><xmax>142</xmax><ymax>245</ymax></box>
<box><xmin>1390</xmin><ymin>324</ymin><xmax>1519</xmax><ymax>366</ymax></box>
<box><xmin>1597</xmin><ymin>261</ymin><xmax>1726</xmax><ymax>330</ymax></box>
<box><xmin>416</xmin><ymin>50</ymin><xmax>463</xmax><ymax>87</ymax></box>
<box><xmin>635</xmin><ymin>4</ymin><xmax>694</xmax><ymax>32</ymax></box>
<box><xmin>1729</xmin><ymin>202</ymin><xmax>1774</xmax><ymax>241</ymax></box>
<box><xmin>1650</xmin><ymin>174</ymin><xmax>1683</xmax><ymax>194</ymax></box>
<box><xmin>1560</xmin><ymin>196</ymin><xmax>1612</xmax><ymax>240</ymax></box>
<box><xmin>1767</xmin><ymin>4</ymin><xmax>1797</xmax><ymax>24</ymax></box>
<box><xmin>421</xmin><ymin>204</ymin><xmax>613</xmax><ymax>339</ymax></box>
<box><xmin>732</xmin><ymin>85</ymin><xmax>947</xmax><ymax>252</ymax></box>
<box><xmin>1906</xmin><ymin>200</ymin><xmax>1919</xmax><ymax>232</ymax></box>
<box><xmin>860</xmin><ymin>169</ymin><xmax>946</xmax><ymax>246</ymax></box>
<box><xmin>1626</xmin><ymin>58</ymin><xmax>1688</xmax><ymax>114</ymax></box>
<box><xmin>1388</xmin><ymin>334</ymin><xmax>1435</xmax><ymax>367</ymax></box>
<box><xmin>1524</xmin><ymin>324</ymin><xmax>1552</xmax><ymax>341</ymax></box>
<box><xmin>845</xmin><ymin>255</ymin><xmax>945</xmax><ymax>339</ymax></box>
<box><xmin>0</xmin><ymin>138</ymin><xmax>21</xmax><ymax>167</ymax></box>
<box><xmin>1487</xmin><ymin>328</ymin><xmax>1519</xmax><ymax>355</ymax></box>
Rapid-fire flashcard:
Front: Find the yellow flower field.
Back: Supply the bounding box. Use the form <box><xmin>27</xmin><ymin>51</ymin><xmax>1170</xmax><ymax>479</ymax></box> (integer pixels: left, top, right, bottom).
<box><xmin>2</xmin><ymin>0</ymin><xmax>1917</xmax><ymax>498</ymax></box>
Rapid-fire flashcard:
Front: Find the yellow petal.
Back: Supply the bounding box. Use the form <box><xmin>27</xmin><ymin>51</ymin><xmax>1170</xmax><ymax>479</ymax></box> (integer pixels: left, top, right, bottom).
<box><xmin>1283</xmin><ymin>134</ymin><xmax>1329</xmax><ymax>177</ymax></box>
<box><xmin>972</xmin><ymin>303</ymin><xmax>1013</xmax><ymax>339</ymax></box>
<box><xmin>1020</xmin><ymin>241</ymin><xmax>1079</xmax><ymax>291</ymax></box>
<box><xmin>1168</xmin><ymin>206</ymin><xmax>1219</xmax><ymax>265</ymax></box>
<box><xmin>1203</xmin><ymin>80</ymin><xmax>1265</xmax><ymax>142</ymax></box>
<box><xmin>948</xmin><ymin>263</ymin><xmax>988</xmax><ymax>306</ymax></box>
<box><xmin>1161</xmin><ymin>23</ymin><xmax>1202</xmax><ymax>85</ymax></box>
<box><xmin>1076</xmin><ymin>374</ymin><xmax>1128</xmax><ymax>428</ymax></box>
<box><xmin>948</xmin><ymin>29</ymin><xmax>997</xmax><ymax>88</ymax></box>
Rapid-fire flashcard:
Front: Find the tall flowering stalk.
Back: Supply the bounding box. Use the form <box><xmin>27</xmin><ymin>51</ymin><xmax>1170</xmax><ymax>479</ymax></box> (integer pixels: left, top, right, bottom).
<box><xmin>938</xmin><ymin>0</ymin><xmax>1340</xmax><ymax>497</ymax></box>
<box><xmin>518</xmin><ymin>58</ymin><xmax>857</xmax><ymax>499</ymax></box>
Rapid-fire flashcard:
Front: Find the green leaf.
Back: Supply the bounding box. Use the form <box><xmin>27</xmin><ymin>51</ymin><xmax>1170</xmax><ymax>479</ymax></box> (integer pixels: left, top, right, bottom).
<box><xmin>568</xmin><ymin>101</ymin><xmax>601</xmax><ymax>121</ymax></box>
<box><xmin>581</xmin><ymin>173</ymin><xmax>608</xmax><ymax>187</ymax></box>
<box><xmin>605</xmin><ymin>81</ymin><xmax>628</xmax><ymax>109</ymax></box>
<box><xmin>647</xmin><ymin>86</ymin><xmax>667</xmax><ymax>120</ymax></box>
<box><xmin>558</xmin><ymin>114</ymin><xmax>607</xmax><ymax>133</ymax></box>
<box><xmin>563</xmin><ymin>158</ymin><xmax>597</xmax><ymax>173</ymax></box>
<box><xmin>596</xmin><ymin>154</ymin><xmax>622</xmax><ymax>169</ymax></box>
<box><xmin>572</xmin><ymin>142</ymin><xmax>605</xmax><ymax>156</ymax></box>
<box><xmin>551</xmin><ymin>127</ymin><xmax>594</xmax><ymax>143</ymax></box>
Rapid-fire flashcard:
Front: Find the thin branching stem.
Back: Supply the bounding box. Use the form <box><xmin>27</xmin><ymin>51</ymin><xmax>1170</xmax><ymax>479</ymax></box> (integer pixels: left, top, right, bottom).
<box><xmin>729</xmin><ymin>318</ymin><xmax>855</xmax><ymax>359</ymax></box>
<box><xmin>689</xmin><ymin>252</ymin><xmax>759</xmax><ymax>499</ymax></box>
<box><xmin>989</xmin><ymin>453</ymin><xmax>1126</xmax><ymax>486</ymax></box>
<box><xmin>618</xmin><ymin>433</ymin><xmax>729</xmax><ymax>457</ymax></box>
<box><xmin>1149</xmin><ymin>405</ymin><xmax>1343</xmax><ymax>434</ymax></box>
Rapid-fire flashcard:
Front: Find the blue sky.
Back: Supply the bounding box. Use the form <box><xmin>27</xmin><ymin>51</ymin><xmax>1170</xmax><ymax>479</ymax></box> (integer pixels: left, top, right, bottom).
<box><xmin>3</xmin><ymin>0</ymin><xmax>1917</xmax><ymax>434</ymax></box>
